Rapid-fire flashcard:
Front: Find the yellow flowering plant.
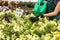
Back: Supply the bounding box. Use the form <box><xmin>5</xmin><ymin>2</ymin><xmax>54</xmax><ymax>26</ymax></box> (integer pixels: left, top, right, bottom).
<box><xmin>0</xmin><ymin>10</ymin><xmax>60</xmax><ymax>40</ymax></box>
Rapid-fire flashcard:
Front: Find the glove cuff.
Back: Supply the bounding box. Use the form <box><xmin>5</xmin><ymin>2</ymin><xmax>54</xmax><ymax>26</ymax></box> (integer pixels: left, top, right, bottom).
<box><xmin>40</xmin><ymin>14</ymin><xmax>44</xmax><ymax>18</ymax></box>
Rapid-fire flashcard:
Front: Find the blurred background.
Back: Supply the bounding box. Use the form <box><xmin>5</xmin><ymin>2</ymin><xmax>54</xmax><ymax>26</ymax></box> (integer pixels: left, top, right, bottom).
<box><xmin>1</xmin><ymin>0</ymin><xmax>38</xmax><ymax>2</ymax></box>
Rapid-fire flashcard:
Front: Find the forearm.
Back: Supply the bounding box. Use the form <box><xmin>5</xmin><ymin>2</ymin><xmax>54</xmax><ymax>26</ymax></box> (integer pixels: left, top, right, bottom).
<box><xmin>43</xmin><ymin>2</ymin><xmax>60</xmax><ymax>17</ymax></box>
<box><xmin>43</xmin><ymin>12</ymin><xmax>56</xmax><ymax>16</ymax></box>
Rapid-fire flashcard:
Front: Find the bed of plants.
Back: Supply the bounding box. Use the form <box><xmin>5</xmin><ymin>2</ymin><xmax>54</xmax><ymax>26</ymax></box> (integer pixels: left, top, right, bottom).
<box><xmin>0</xmin><ymin>10</ymin><xmax>60</xmax><ymax>40</ymax></box>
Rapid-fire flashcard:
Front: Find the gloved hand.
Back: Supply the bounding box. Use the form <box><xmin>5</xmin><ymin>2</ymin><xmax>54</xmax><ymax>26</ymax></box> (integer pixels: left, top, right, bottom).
<box><xmin>30</xmin><ymin>17</ymin><xmax>39</xmax><ymax>22</ymax></box>
<box><xmin>30</xmin><ymin>14</ymin><xmax>44</xmax><ymax>22</ymax></box>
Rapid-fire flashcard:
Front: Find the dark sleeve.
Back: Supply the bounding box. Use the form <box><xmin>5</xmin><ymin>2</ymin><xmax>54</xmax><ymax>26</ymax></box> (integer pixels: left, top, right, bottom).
<box><xmin>54</xmin><ymin>0</ymin><xmax>60</xmax><ymax>5</ymax></box>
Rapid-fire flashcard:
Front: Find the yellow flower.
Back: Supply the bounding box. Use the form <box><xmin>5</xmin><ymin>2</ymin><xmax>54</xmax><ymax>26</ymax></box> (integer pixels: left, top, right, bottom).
<box><xmin>57</xmin><ymin>24</ymin><xmax>60</xmax><ymax>31</ymax></box>
<box><xmin>30</xmin><ymin>13</ymin><xmax>35</xmax><ymax>17</ymax></box>
<box><xmin>0</xmin><ymin>30</ymin><xmax>5</xmax><ymax>39</ymax></box>
<box><xmin>5</xmin><ymin>10</ymin><xmax>11</xmax><ymax>14</ymax></box>
<box><xmin>0</xmin><ymin>24</ymin><xmax>4</xmax><ymax>29</ymax></box>
<box><xmin>16</xmin><ymin>38</ymin><xmax>20</xmax><ymax>40</ymax></box>
<box><xmin>45</xmin><ymin>36</ymin><xmax>51</xmax><ymax>40</ymax></box>
<box><xmin>52</xmin><ymin>31</ymin><xmax>60</xmax><ymax>35</ymax></box>
<box><xmin>11</xmin><ymin>34</ymin><xmax>16</xmax><ymax>40</ymax></box>
<box><xmin>11</xmin><ymin>20</ymin><xmax>17</xmax><ymax>25</ymax></box>
<box><xmin>13</xmin><ymin>25</ymin><xmax>20</xmax><ymax>32</ymax></box>
<box><xmin>0</xmin><ymin>12</ymin><xmax>5</xmax><ymax>16</ymax></box>
<box><xmin>55</xmin><ymin>34</ymin><xmax>60</xmax><ymax>39</ymax></box>
<box><xmin>2</xmin><ymin>19</ymin><xmax>7</xmax><ymax>24</ymax></box>
<box><xmin>6</xmin><ymin>36</ymin><xmax>10</xmax><ymax>40</ymax></box>
<box><xmin>38</xmin><ymin>22</ymin><xmax>43</xmax><ymax>26</ymax></box>
<box><xmin>7</xmin><ymin>23</ymin><xmax>13</xmax><ymax>27</ymax></box>
<box><xmin>49</xmin><ymin>21</ymin><xmax>57</xmax><ymax>26</ymax></box>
